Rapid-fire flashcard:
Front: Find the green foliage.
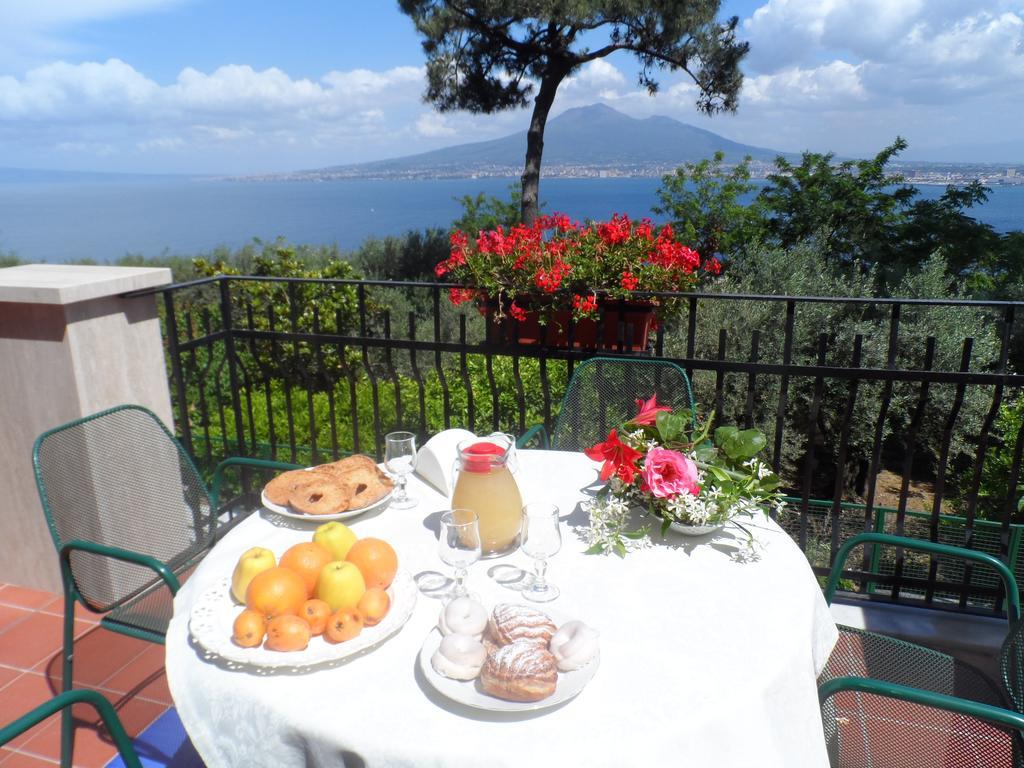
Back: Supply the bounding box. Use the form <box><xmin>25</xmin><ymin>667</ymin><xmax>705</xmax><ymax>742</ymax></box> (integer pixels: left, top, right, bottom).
<box><xmin>972</xmin><ymin>396</ymin><xmax>1024</xmax><ymax>521</ymax></box>
<box><xmin>758</xmin><ymin>138</ymin><xmax>916</xmax><ymax>270</ymax></box>
<box><xmin>348</xmin><ymin>229</ymin><xmax>450</xmax><ymax>282</ymax></box>
<box><xmin>664</xmin><ymin>241</ymin><xmax>1003</xmax><ymax>501</ymax></box>
<box><xmin>452</xmin><ymin>183</ymin><xmax>525</xmax><ymax>235</ymax></box>
<box><xmin>193</xmin><ymin>238</ymin><xmax>361</xmax><ymax>392</ymax></box>
<box><xmin>652</xmin><ymin>151</ymin><xmax>765</xmax><ymax>259</ymax></box>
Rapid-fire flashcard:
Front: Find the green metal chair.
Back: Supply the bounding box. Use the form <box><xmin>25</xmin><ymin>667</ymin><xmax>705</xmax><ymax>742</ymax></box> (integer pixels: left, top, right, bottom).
<box><xmin>0</xmin><ymin>689</ymin><xmax>143</xmax><ymax>768</ymax></box>
<box><xmin>820</xmin><ymin>675</ymin><xmax>1024</xmax><ymax>768</ymax></box>
<box><xmin>517</xmin><ymin>356</ymin><xmax>697</xmax><ymax>450</ymax></box>
<box><xmin>821</xmin><ymin>533</ymin><xmax>1019</xmax><ymax>713</ymax></box>
<box><xmin>32</xmin><ymin>404</ymin><xmax>300</xmax><ymax>767</ymax></box>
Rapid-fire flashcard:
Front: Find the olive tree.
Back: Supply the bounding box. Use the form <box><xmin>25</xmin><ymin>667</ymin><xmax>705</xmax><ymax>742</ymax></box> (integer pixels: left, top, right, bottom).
<box><xmin>399</xmin><ymin>0</ymin><xmax>748</xmax><ymax>224</ymax></box>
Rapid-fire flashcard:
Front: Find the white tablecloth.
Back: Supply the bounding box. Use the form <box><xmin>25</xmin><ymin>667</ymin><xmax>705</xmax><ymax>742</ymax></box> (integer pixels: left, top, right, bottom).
<box><xmin>166</xmin><ymin>450</ymin><xmax>838</xmax><ymax>768</ymax></box>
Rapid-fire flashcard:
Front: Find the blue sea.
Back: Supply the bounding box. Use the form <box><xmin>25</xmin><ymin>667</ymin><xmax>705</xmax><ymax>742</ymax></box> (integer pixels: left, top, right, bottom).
<box><xmin>0</xmin><ymin>176</ymin><xmax>1021</xmax><ymax>263</ymax></box>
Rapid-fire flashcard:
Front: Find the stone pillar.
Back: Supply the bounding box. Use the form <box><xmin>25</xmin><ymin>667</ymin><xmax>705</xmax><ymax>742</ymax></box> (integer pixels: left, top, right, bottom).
<box><xmin>0</xmin><ymin>265</ymin><xmax>173</xmax><ymax>592</ymax></box>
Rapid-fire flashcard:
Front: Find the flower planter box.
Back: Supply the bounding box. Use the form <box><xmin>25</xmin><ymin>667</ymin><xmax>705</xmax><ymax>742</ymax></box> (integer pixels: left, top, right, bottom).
<box><xmin>485</xmin><ymin>301</ymin><xmax>656</xmax><ymax>352</ymax></box>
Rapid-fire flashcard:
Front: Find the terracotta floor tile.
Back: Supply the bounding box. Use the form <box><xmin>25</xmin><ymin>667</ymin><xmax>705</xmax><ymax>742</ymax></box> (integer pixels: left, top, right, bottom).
<box><xmin>0</xmin><ymin>605</ymin><xmax>32</xmax><ymax>636</ymax></box>
<box><xmin>0</xmin><ymin>587</ymin><xmax>57</xmax><ymax>612</ymax></box>
<box><xmin>101</xmin><ymin>645</ymin><xmax>171</xmax><ymax>705</ymax></box>
<box><xmin>36</xmin><ymin>627</ymin><xmax>149</xmax><ymax>689</ymax></box>
<box><xmin>38</xmin><ymin>599</ymin><xmax>101</xmax><ymax>626</ymax></box>
<box><xmin>19</xmin><ymin>695</ymin><xmax>167</xmax><ymax>767</ymax></box>
<box><xmin>0</xmin><ymin>665</ymin><xmax>20</xmax><ymax>691</ymax></box>
<box><xmin>0</xmin><ymin>750</ymin><xmax>60</xmax><ymax>766</ymax></box>
<box><xmin>0</xmin><ymin>673</ymin><xmax>59</xmax><ymax>750</ymax></box>
<box><xmin>0</xmin><ymin>614</ymin><xmax>88</xmax><ymax>671</ymax></box>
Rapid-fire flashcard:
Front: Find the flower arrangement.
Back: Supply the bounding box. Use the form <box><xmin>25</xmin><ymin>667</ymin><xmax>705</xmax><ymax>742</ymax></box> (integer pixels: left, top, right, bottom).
<box><xmin>435</xmin><ymin>213</ymin><xmax>719</xmax><ymax>323</ymax></box>
<box><xmin>581</xmin><ymin>395</ymin><xmax>783</xmax><ymax>556</ymax></box>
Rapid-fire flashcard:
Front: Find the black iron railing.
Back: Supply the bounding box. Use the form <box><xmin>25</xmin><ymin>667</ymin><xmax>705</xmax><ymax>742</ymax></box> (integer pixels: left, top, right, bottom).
<box><xmin>137</xmin><ymin>275</ymin><xmax>1024</xmax><ymax>617</ymax></box>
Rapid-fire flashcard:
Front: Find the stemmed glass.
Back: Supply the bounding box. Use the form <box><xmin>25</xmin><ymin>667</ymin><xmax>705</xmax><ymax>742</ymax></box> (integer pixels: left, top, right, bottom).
<box><xmin>385</xmin><ymin>431</ymin><xmax>417</xmax><ymax>509</ymax></box>
<box><xmin>438</xmin><ymin>509</ymin><xmax>481</xmax><ymax>600</ymax></box>
<box><xmin>521</xmin><ymin>502</ymin><xmax>561</xmax><ymax>602</ymax></box>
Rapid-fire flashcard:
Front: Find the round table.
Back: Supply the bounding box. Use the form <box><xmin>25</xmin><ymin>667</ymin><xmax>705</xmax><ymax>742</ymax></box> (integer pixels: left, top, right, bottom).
<box><xmin>166</xmin><ymin>450</ymin><xmax>838</xmax><ymax>767</ymax></box>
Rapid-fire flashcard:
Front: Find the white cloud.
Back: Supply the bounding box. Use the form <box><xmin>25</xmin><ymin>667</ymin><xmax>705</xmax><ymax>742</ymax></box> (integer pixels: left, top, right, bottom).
<box><xmin>743</xmin><ymin>60</ymin><xmax>867</xmax><ymax>107</ymax></box>
<box><xmin>414</xmin><ymin>113</ymin><xmax>456</xmax><ymax>138</ymax></box>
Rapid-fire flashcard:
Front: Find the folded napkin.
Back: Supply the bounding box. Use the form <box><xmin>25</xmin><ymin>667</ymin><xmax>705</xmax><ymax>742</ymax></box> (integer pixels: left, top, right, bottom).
<box><xmin>415</xmin><ymin>428</ymin><xmax>476</xmax><ymax>495</ymax></box>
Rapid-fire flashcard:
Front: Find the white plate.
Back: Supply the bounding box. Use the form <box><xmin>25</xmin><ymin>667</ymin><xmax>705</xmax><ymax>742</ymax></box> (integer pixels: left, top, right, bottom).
<box><xmin>417</xmin><ymin>609</ymin><xmax>600</xmax><ymax>712</ymax></box>
<box><xmin>189</xmin><ymin>569</ymin><xmax>416</xmax><ymax>669</ymax></box>
<box><xmin>261</xmin><ymin>487</ymin><xmax>394</xmax><ymax>522</ymax></box>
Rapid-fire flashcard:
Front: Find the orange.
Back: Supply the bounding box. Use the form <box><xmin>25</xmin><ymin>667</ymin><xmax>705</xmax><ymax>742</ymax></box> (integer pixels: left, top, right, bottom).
<box><xmin>324</xmin><ymin>607</ymin><xmax>364</xmax><ymax>643</ymax></box>
<box><xmin>245</xmin><ymin>566</ymin><xmax>307</xmax><ymax>620</ymax></box>
<box><xmin>264</xmin><ymin>614</ymin><xmax>311</xmax><ymax>652</ymax></box>
<box><xmin>345</xmin><ymin>538</ymin><xmax>398</xmax><ymax>590</ymax></box>
<box><xmin>357</xmin><ymin>587</ymin><xmax>390</xmax><ymax>627</ymax></box>
<box><xmin>279</xmin><ymin>542</ymin><xmax>333</xmax><ymax>598</ymax></box>
<box><xmin>231</xmin><ymin>608</ymin><xmax>266</xmax><ymax>648</ymax></box>
<box><xmin>302</xmin><ymin>598</ymin><xmax>331</xmax><ymax>636</ymax></box>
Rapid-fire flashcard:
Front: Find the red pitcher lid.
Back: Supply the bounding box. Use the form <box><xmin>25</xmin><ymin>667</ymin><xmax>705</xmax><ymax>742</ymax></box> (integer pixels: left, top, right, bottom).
<box><xmin>461</xmin><ymin>440</ymin><xmax>506</xmax><ymax>473</ymax></box>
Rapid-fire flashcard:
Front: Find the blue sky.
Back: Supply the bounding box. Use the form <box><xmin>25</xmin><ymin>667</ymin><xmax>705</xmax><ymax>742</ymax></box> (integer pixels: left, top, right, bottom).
<box><xmin>1</xmin><ymin>1</ymin><xmax>1022</xmax><ymax>173</ymax></box>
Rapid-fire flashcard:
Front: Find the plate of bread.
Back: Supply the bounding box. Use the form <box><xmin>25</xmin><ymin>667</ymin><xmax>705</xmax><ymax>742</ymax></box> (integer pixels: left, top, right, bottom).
<box><xmin>261</xmin><ymin>455</ymin><xmax>394</xmax><ymax>521</ymax></box>
<box><xmin>418</xmin><ymin>599</ymin><xmax>600</xmax><ymax>712</ymax></box>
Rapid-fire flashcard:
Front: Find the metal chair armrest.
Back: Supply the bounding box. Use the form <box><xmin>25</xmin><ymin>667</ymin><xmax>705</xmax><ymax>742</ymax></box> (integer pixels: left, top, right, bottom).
<box><xmin>825</xmin><ymin>532</ymin><xmax>1021</xmax><ymax>624</ymax></box>
<box><xmin>517</xmin><ymin>424</ymin><xmax>549</xmax><ymax>449</ymax></box>
<box><xmin>0</xmin><ymin>689</ymin><xmax>142</xmax><ymax>767</ymax></box>
<box><xmin>209</xmin><ymin>456</ymin><xmax>303</xmax><ymax>511</ymax></box>
<box><xmin>61</xmin><ymin>540</ymin><xmax>181</xmax><ymax>596</ymax></box>
<box><xmin>819</xmin><ymin>675</ymin><xmax>1024</xmax><ymax>732</ymax></box>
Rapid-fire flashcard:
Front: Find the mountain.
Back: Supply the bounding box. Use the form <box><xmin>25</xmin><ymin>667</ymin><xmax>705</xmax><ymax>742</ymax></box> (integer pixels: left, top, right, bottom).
<box><xmin>303</xmin><ymin>104</ymin><xmax>786</xmax><ymax>180</ymax></box>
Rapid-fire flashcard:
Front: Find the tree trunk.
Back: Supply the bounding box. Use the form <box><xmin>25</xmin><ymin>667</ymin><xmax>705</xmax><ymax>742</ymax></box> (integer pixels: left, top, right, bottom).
<box><xmin>520</xmin><ymin>71</ymin><xmax>564</xmax><ymax>226</ymax></box>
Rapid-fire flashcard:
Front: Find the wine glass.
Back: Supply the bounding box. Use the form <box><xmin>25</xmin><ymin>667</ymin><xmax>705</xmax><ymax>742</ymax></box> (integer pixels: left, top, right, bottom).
<box><xmin>521</xmin><ymin>502</ymin><xmax>561</xmax><ymax>602</ymax></box>
<box><xmin>438</xmin><ymin>509</ymin><xmax>481</xmax><ymax>599</ymax></box>
<box><xmin>385</xmin><ymin>431</ymin><xmax>417</xmax><ymax>509</ymax></box>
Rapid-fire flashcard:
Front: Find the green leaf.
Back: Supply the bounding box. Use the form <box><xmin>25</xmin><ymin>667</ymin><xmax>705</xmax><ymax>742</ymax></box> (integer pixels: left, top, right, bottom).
<box><xmin>623</xmin><ymin>529</ymin><xmax>647</xmax><ymax>540</ymax></box>
<box><xmin>656</xmin><ymin>411</ymin><xmax>686</xmax><ymax>443</ymax></box>
<box><xmin>584</xmin><ymin>543</ymin><xmax>606</xmax><ymax>556</ymax></box>
<box><xmin>660</xmin><ymin>517</ymin><xmax>671</xmax><ymax>536</ymax></box>
<box><xmin>614</xmin><ymin>540</ymin><xmax>627</xmax><ymax>558</ymax></box>
<box><xmin>694</xmin><ymin>443</ymin><xmax>716</xmax><ymax>462</ymax></box>
<box><xmin>1018</xmin><ymin>496</ymin><xmax>1024</xmax><ymax>515</ymax></box>
<box><xmin>714</xmin><ymin>426</ymin><xmax>738</xmax><ymax>445</ymax></box>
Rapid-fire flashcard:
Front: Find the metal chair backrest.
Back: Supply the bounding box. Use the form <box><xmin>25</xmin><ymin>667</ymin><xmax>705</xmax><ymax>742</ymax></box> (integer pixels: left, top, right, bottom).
<box><xmin>1001</xmin><ymin>619</ymin><xmax>1024</xmax><ymax>712</ymax></box>
<box><xmin>820</xmin><ymin>676</ymin><xmax>1024</xmax><ymax>768</ymax></box>
<box><xmin>550</xmin><ymin>357</ymin><xmax>697</xmax><ymax>452</ymax></box>
<box><xmin>32</xmin><ymin>404</ymin><xmax>216</xmax><ymax>612</ymax></box>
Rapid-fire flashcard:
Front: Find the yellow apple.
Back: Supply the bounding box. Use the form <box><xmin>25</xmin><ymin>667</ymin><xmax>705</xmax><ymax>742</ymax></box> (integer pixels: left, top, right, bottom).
<box><xmin>316</xmin><ymin>561</ymin><xmax>366</xmax><ymax>612</ymax></box>
<box><xmin>313</xmin><ymin>521</ymin><xmax>358</xmax><ymax>561</ymax></box>
<box><xmin>230</xmin><ymin>547</ymin><xmax>277</xmax><ymax>604</ymax></box>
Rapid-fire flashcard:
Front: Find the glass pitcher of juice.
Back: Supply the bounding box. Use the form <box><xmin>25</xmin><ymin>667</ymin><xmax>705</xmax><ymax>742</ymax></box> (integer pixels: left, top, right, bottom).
<box><xmin>451</xmin><ymin>435</ymin><xmax>523</xmax><ymax>557</ymax></box>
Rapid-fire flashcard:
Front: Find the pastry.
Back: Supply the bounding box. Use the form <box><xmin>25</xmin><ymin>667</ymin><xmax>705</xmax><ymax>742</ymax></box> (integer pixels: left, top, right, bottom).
<box><xmin>430</xmin><ymin>633</ymin><xmax>487</xmax><ymax>681</ymax></box>
<box><xmin>486</xmin><ymin>603</ymin><xmax>557</xmax><ymax>647</ymax></box>
<box><xmin>438</xmin><ymin>597</ymin><xmax>488</xmax><ymax>638</ymax></box>
<box><xmin>263</xmin><ymin>469</ymin><xmax>323</xmax><ymax>506</ymax></box>
<box><xmin>549</xmin><ymin>620</ymin><xmax>600</xmax><ymax>671</ymax></box>
<box><xmin>479</xmin><ymin>641</ymin><xmax>558</xmax><ymax>702</ymax></box>
<box><xmin>288</xmin><ymin>478</ymin><xmax>355</xmax><ymax>515</ymax></box>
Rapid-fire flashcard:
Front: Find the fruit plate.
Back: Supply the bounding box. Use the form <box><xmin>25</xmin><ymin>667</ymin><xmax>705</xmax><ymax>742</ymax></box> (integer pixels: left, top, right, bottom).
<box><xmin>261</xmin><ymin>486</ymin><xmax>393</xmax><ymax>522</ymax></box>
<box><xmin>188</xmin><ymin>569</ymin><xmax>416</xmax><ymax>669</ymax></box>
<box><xmin>417</xmin><ymin>611</ymin><xmax>600</xmax><ymax>712</ymax></box>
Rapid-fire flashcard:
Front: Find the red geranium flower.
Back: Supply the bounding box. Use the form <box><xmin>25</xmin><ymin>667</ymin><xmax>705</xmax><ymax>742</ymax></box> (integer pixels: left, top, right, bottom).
<box><xmin>584</xmin><ymin>429</ymin><xmax>643</xmax><ymax>483</ymax></box>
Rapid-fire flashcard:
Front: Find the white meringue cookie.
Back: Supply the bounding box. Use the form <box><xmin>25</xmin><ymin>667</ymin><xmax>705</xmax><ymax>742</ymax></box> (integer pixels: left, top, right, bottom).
<box><xmin>549</xmin><ymin>620</ymin><xmax>600</xmax><ymax>671</ymax></box>
<box><xmin>431</xmin><ymin>633</ymin><xmax>487</xmax><ymax>680</ymax></box>
<box><xmin>438</xmin><ymin>596</ymin><xmax>488</xmax><ymax>638</ymax></box>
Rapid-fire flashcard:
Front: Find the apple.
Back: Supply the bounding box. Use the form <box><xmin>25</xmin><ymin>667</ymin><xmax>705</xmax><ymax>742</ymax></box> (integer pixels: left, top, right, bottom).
<box><xmin>230</xmin><ymin>547</ymin><xmax>277</xmax><ymax>604</ymax></box>
<box><xmin>316</xmin><ymin>560</ymin><xmax>366</xmax><ymax>612</ymax></box>
<box><xmin>313</xmin><ymin>521</ymin><xmax>358</xmax><ymax>561</ymax></box>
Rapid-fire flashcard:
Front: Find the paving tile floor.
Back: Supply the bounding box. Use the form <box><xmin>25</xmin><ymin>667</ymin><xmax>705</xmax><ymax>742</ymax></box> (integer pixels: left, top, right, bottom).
<box><xmin>0</xmin><ymin>583</ymin><xmax>180</xmax><ymax>767</ymax></box>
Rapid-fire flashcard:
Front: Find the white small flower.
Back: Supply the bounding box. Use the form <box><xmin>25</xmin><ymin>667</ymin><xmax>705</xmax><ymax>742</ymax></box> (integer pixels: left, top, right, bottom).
<box><xmin>757</xmin><ymin>463</ymin><xmax>772</xmax><ymax>480</ymax></box>
<box><xmin>743</xmin><ymin>458</ymin><xmax>758</xmax><ymax>469</ymax></box>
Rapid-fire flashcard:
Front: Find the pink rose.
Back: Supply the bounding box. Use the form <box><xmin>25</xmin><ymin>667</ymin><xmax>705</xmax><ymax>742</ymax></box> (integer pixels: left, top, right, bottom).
<box><xmin>640</xmin><ymin>448</ymin><xmax>700</xmax><ymax>499</ymax></box>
